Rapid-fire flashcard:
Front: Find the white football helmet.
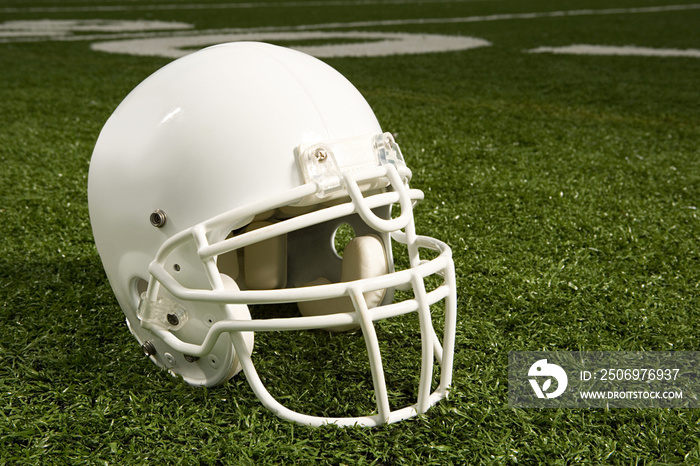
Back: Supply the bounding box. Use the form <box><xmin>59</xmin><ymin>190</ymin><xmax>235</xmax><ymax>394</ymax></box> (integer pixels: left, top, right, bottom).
<box><xmin>88</xmin><ymin>42</ymin><xmax>456</xmax><ymax>426</ymax></box>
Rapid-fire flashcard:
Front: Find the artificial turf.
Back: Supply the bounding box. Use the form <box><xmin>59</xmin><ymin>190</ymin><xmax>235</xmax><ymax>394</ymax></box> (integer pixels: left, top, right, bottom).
<box><xmin>1</xmin><ymin>0</ymin><xmax>699</xmax><ymax>463</ymax></box>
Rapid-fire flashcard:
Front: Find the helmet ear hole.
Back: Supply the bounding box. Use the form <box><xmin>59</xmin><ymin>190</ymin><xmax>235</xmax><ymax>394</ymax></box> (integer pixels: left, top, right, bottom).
<box><xmin>136</xmin><ymin>278</ymin><xmax>148</xmax><ymax>294</ymax></box>
<box><xmin>333</xmin><ymin>223</ymin><xmax>356</xmax><ymax>258</ymax></box>
<box><xmin>132</xmin><ymin>278</ymin><xmax>149</xmax><ymax>304</ymax></box>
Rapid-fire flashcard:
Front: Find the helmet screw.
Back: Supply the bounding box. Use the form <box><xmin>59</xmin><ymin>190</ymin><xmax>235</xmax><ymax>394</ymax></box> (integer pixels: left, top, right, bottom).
<box><xmin>166</xmin><ymin>313</ymin><xmax>179</xmax><ymax>326</ymax></box>
<box><xmin>314</xmin><ymin>148</ymin><xmax>328</xmax><ymax>162</ymax></box>
<box><xmin>150</xmin><ymin>209</ymin><xmax>167</xmax><ymax>228</ymax></box>
<box><xmin>141</xmin><ymin>341</ymin><xmax>157</xmax><ymax>357</ymax></box>
<box><xmin>184</xmin><ymin>354</ymin><xmax>199</xmax><ymax>363</ymax></box>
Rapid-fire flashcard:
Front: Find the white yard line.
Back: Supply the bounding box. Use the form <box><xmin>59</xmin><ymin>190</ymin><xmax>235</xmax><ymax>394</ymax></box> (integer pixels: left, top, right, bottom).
<box><xmin>3</xmin><ymin>3</ymin><xmax>700</xmax><ymax>43</ymax></box>
<box><xmin>90</xmin><ymin>31</ymin><xmax>492</xmax><ymax>58</ymax></box>
<box><xmin>529</xmin><ymin>44</ymin><xmax>700</xmax><ymax>58</ymax></box>
<box><xmin>1</xmin><ymin>1</ymin><xmax>699</xmax><ymax>20</ymax></box>
<box><xmin>1</xmin><ymin>0</ymin><xmax>501</xmax><ymax>14</ymax></box>
<box><xmin>2</xmin><ymin>3</ymin><xmax>699</xmax><ymax>59</ymax></box>
<box><xmin>274</xmin><ymin>3</ymin><xmax>700</xmax><ymax>30</ymax></box>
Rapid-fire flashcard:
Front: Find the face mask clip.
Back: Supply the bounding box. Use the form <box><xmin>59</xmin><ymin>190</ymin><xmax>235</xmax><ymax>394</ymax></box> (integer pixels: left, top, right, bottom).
<box><xmin>373</xmin><ymin>132</ymin><xmax>406</xmax><ymax>172</ymax></box>
<box><xmin>297</xmin><ymin>143</ymin><xmax>343</xmax><ymax>198</ymax></box>
<box><xmin>296</xmin><ymin>132</ymin><xmax>411</xmax><ymax>204</ymax></box>
<box><xmin>137</xmin><ymin>293</ymin><xmax>189</xmax><ymax>331</ymax></box>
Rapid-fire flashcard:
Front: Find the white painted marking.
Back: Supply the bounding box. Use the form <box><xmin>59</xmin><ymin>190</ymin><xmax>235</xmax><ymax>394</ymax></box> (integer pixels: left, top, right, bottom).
<box><xmin>268</xmin><ymin>3</ymin><xmax>700</xmax><ymax>30</ymax></box>
<box><xmin>90</xmin><ymin>31</ymin><xmax>491</xmax><ymax>58</ymax></box>
<box><xmin>2</xmin><ymin>4</ymin><xmax>699</xmax><ymax>59</ymax></box>
<box><xmin>529</xmin><ymin>44</ymin><xmax>700</xmax><ymax>58</ymax></box>
<box><xmin>2</xmin><ymin>4</ymin><xmax>700</xmax><ymax>44</ymax></box>
<box><xmin>2</xmin><ymin>3</ymin><xmax>699</xmax><ymax>26</ymax></box>
<box><xmin>0</xmin><ymin>19</ymin><xmax>192</xmax><ymax>39</ymax></box>
<box><xmin>3</xmin><ymin>0</ymin><xmax>500</xmax><ymax>14</ymax></box>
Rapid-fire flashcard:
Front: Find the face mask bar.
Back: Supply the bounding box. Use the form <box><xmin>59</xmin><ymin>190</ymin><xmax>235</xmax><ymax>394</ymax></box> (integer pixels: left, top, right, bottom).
<box><xmin>138</xmin><ymin>138</ymin><xmax>457</xmax><ymax>426</ymax></box>
<box><xmin>238</xmin><ymin>232</ymin><xmax>457</xmax><ymax>427</ymax></box>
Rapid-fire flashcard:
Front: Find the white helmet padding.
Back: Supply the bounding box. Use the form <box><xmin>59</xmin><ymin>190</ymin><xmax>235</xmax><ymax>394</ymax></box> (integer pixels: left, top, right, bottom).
<box><xmin>297</xmin><ymin>234</ymin><xmax>389</xmax><ymax>331</ymax></box>
<box><xmin>236</xmin><ymin>211</ymin><xmax>393</xmax><ymax>331</ymax></box>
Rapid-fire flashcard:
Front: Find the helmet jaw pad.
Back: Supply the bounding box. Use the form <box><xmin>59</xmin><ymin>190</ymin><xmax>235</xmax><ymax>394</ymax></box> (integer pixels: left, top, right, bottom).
<box><xmin>297</xmin><ymin>234</ymin><xmax>388</xmax><ymax>331</ymax></box>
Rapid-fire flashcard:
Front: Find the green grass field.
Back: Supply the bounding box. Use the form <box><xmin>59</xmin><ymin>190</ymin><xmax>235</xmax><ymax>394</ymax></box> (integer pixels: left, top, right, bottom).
<box><xmin>1</xmin><ymin>0</ymin><xmax>699</xmax><ymax>463</ymax></box>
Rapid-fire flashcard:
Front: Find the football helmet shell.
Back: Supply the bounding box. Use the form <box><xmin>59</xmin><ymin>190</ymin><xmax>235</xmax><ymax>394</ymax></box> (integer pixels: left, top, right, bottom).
<box><xmin>88</xmin><ymin>42</ymin><xmax>457</xmax><ymax>426</ymax></box>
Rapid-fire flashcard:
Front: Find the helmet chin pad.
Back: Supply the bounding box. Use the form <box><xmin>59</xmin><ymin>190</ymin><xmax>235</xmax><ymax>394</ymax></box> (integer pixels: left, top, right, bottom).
<box><xmin>297</xmin><ymin>235</ymin><xmax>388</xmax><ymax>331</ymax></box>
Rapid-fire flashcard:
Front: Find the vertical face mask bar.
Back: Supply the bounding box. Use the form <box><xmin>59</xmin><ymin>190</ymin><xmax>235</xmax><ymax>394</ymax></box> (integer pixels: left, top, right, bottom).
<box><xmin>412</xmin><ymin>272</ymin><xmax>436</xmax><ymax>415</ymax></box>
<box><xmin>194</xmin><ymin>225</ymin><xmax>226</xmax><ymax>291</ymax></box>
<box><xmin>345</xmin><ymin>162</ymin><xmax>438</xmax><ymax>419</ymax></box>
<box><xmin>350</xmin><ymin>286</ymin><xmax>392</xmax><ymax>423</ymax></box>
<box><xmin>438</xmin><ymin>258</ymin><xmax>458</xmax><ymax>395</ymax></box>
